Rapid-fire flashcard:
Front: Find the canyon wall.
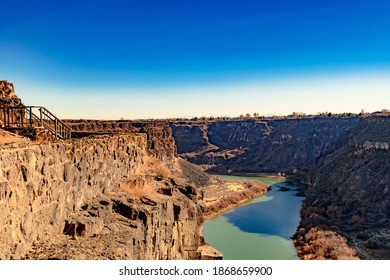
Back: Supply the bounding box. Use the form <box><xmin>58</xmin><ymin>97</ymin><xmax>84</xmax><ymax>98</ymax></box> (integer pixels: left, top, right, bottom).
<box><xmin>67</xmin><ymin>120</ymin><xmax>176</xmax><ymax>162</ymax></box>
<box><xmin>0</xmin><ymin>132</ymin><xmax>208</xmax><ymax>260</ymax></box>
<box><xmin>24</xmin><ymin>175</ymin><xmax>207</xmax><ymax>260</ymax></box>
<box><xmin>0</xmin><ymin>134</ymin><xmax>146</xmax><ymax>259</ymax></box>
<box><xmin>170</xmin><ymin>117</ymin><xmax>360</xmax><ymax>174</ymax></box>
<box><xmin>295</xmin><ymin>116</ymin><xmax>390</xmax><ymax>259</ymax></box>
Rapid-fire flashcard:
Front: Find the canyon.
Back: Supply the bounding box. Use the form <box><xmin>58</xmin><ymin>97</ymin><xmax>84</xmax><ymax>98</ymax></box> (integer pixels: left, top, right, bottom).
<box><xmin>2</xmin><ymin>80</ymin><xmax>390</xmax><ymax>260</ymax></box>
<box><xmin>170</xmin><ymin>117</ymin><xmax>359</xmax><ymax>174</ymax></box>
<box><xmin>170</xmin><ymin>116</ymin><xmax>390</xmax><ymax>260</ymax></box>
<box><xmin>8</xmin><ymin>115</ymin><xmax>389</xmax><ymax>260</ymax></box>
<box><xmin>3</xmin><ymin>112</ymin><xmax>390</xmax><ymax>260</ymax></box>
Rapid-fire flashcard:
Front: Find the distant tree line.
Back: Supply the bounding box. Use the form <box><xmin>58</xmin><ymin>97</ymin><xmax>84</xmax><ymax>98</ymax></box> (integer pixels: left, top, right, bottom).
<box><xmin>142</xmin><ymin>109</ymin><xmax>390</xmax><ymax>122</ymax></box>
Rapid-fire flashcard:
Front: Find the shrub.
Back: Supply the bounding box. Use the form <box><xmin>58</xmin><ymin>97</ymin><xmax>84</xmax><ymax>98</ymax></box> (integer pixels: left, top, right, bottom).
<box><xmin>295</xmin><ymin>227</ymin><xmax>359</xmax><ymax>260</ymax></box>
<box><xmin>143</xmin><ymin>156</ymin><xmax>171</xmax><ymax>178</ymax></box>
<box><xmin>116</xmin><ymin>178</ymin><xmax>156</xmax><ymax>199</ymax></box>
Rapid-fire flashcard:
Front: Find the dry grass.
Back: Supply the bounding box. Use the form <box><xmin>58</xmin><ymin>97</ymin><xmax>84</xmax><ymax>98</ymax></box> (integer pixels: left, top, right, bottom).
<box><xmin>114</xmin><ymin>156</ymin><xmax>172</xmax><ymax>200</ymax></box>
<box><xmin>116</xmin><ymin>177</ymin><xmax>156</xmax><ymax>199</ymax></box>
<box><xmin>204</xmin><ymin>179</ymin><xmax>268</xmax><ymax>219</ymax></box>
<box><xmin>143</xmin><ymin>155</ymin><xmax>171</xmax><ymax>178</ymax></box>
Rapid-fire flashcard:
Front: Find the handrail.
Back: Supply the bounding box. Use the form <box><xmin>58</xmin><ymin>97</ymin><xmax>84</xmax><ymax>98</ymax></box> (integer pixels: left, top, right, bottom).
<box><xmin>0</xmin><ymin>102</ymin><xmax>72</xmax><ymax>140</ymax></box>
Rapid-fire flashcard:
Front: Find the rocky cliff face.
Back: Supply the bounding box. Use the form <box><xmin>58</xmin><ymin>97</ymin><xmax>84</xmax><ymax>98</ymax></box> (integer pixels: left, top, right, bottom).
<box><xmin>23</xmin><ymin>177</ymin><xmax>205</xmax><ymax>260</ymax></box>
<box><xmin>0</xmin><ymin>134</ymin><xmax>146</xmax><ymax>259</ymax></box>
<box><xmin>67</xmin><ymin>120</ymin><xmax>176</xmax><ymax>162</ymax></box>
<box><xmin>170</xmin><ymin>117</ymin><xmax>359</xmax><ymax>174</ymax></box>
<box><xmin>295</xmin><ymin>116</ymin><xmax>390</xmax><ymax>259</ymax></box>
<box><xmin>0</xmin><ymin>132</ymin><xmax>207</xmax><ymax>260</ymax></box>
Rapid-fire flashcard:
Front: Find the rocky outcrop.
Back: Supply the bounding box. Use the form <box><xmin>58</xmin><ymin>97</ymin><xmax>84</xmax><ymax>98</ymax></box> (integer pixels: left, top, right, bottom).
<box><xmin>170</xmin><ymin>117</ymin><xmax>360</xmax><ymax>174</ymax></box>
<box><xmin>1</xmin><ymin>81</ymin><xmax>24</xmax><ymax>130</ymax></box>
<box><xmin>0</xmin><ymin>80</ymin><xmax>23</xmax><ymax>106</ymax></box>
<box><xmin>295</xmin><ymin>116</ymin><xmax>390</xmax><ymax>259</ymax></box>
<box><xmin>361</xmin><ymin>141</ymin><xmax>390</xmax><ymax>150</ymax></box>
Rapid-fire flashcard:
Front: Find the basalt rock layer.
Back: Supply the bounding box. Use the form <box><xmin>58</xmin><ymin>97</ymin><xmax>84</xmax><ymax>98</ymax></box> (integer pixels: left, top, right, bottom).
<box><xmin>0</xmin><ymin>134</ymin><xmax>146</xmax><ymax>259</ymax></box>
<box><xmin>67</xmin><ymin>120</ymin><xmax>176</xmax><ymax>162</ymax></box>
<box><xmin>24</xmin><ymin>177</ymin><xmax>206</xmax><ymax>260</ymax></box>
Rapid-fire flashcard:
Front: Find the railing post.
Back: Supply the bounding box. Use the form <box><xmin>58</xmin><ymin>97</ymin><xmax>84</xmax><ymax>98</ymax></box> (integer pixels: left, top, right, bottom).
<box><xmin>20</xmin><ymin>108</ymin><xmax>23</xmax><ymax>127</ymax></box>
<box><xmin>0</xmin><ymin>105</ymin><xmax>3</xmax><ymax>128</ymax></box>
<box><xmin>29</xmin><ymin>107</ymin><xmax>32</xmax><ymax>127</ymax></box>
<box><xmin>55</xmin><ymin>118</ymin><xmax>58</xmax><ymax>139</ymax></box>
<box><xmin>39</xmin><ymin>108</ymin><xmax>43</xmax><ymax>127</ymax></box>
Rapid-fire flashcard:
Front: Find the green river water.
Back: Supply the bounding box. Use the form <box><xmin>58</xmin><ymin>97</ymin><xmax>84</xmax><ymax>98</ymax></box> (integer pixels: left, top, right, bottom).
<box><xmin>203</xmin><ymin>175</ymin><xmax>304</xmax><ymax>260</ymax></box>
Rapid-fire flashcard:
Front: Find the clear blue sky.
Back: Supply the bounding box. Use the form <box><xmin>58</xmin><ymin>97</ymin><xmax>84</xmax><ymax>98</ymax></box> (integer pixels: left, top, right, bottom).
<box><xmin>1</xmin><ymin>0</ymin><xmax>390</xmax><ymax>119</ymax></box>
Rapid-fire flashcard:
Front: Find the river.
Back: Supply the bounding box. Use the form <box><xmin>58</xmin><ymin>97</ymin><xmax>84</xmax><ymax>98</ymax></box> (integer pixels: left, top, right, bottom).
<box><xmin>203</xmin><ymin>175</ymin><xmax>304</xmax><ymax>260</ymax></box>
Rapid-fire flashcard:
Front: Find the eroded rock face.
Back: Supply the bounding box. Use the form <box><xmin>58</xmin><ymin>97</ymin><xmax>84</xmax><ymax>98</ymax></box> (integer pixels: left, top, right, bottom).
<box><xmin>295</xmin><ymin>116</ymin><xmax>390</xmax><ymax>260</ymax></box>
<box><xmin>66</xmin><ymin>120</ymin><xmax>176</xmax><ymax>162</ymax></box>
<box><xmin>24</xmin><ymin>177</ymin><xmax>206</xmax><ymax>260</ymax></box>
<box><xmin>0</xmin><ymin>134</ymin><xmax>147</xmax><ymax>259</ymax></box>
<box><xmin>170</xmin><ymin>117</ymin><xmax>359</xmax><ymax>174</ymax></box>
<box><xmin>0</xmin><ymin>80</ymin><xmax>23</xmax><ymax>106</ymax></box>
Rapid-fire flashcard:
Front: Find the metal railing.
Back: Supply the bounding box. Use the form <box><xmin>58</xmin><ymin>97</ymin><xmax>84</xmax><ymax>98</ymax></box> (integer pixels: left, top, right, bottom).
<box><xmin>0</xmin><ymin>102</ymin><xmax>72</xmax><ymax>140</ymax></box>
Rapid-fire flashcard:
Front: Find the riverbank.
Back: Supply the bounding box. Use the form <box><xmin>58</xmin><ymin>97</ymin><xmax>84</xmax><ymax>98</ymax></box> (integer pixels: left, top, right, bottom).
<box><xmin>203</xmin><ymin>175</ymin><xmax>269</xmax><ymax>220</ymax></box>
<box><xmin>207</xmin><ymin>171</ymin><xmax>286</xmax><ymax>179</ymax></box>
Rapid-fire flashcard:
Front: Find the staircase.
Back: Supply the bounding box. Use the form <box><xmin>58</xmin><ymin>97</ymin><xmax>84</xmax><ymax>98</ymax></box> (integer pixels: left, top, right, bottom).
<box><xmin>0</xmin><ymin>102</ymin><xmax>72</xmax><ymax>140</ymax></box>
